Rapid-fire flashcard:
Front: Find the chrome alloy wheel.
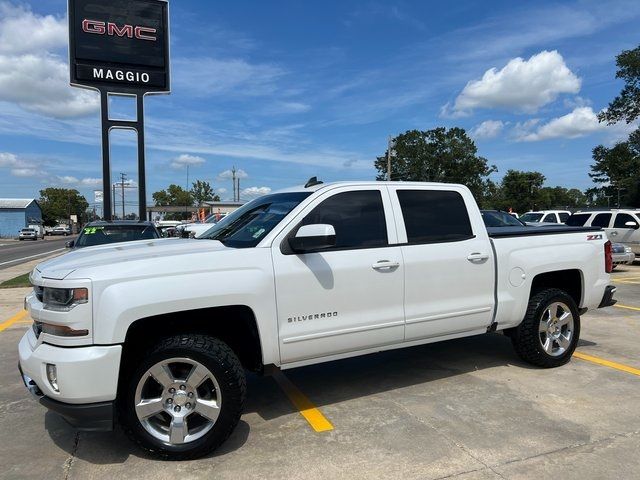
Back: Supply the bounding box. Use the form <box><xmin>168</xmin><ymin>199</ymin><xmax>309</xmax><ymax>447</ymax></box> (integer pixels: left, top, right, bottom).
<box><xmin>538</xmin><ymin>302</ymin><xmax>574</xmax><ymax>357</ymax></box>
<box><xmin>134</xmin><ymin>357</ymin><xmax>222</xmax><ymax>445</ymax></box>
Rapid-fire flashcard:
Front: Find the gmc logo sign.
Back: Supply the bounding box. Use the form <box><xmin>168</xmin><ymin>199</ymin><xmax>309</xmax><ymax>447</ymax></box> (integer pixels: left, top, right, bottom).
<box><xmin>82</xmin><ymin>19</ymin><xmax>157</xmax><ymax>41</ymax></box>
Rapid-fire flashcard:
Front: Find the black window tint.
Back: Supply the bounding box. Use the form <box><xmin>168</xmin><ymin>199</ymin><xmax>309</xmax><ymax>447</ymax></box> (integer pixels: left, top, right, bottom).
<box><xmin>566</xmin><ymin>214</ymin><xmax>589</xmax><ymax>226</ymax></box>
<box><xmin>301</xmin><ymin>190</ymin><xmax>387</xmax><ymax>249</ymax></box>
<box><xmin>559</xmin><ymin>213</ymin><xmax>570</xmax><ymax>223</ymax></box>
<box><xmin>614</xmin><ymin>213</ymin><xmax>639</xmax><ymax>228</ymax></box>
<box><xmin>592</xmin><ymin>213</ymin><xmax>612</xmax><ymax>228</ymax></box>
<box><xmin>397</xmin><ymin>190</ymin><xmax>472</xmax><ymax>243</ymax></box>
<box><xmin>542</xmin><ymin>214</ymin><xmax>556</xmax><ymax>223</ymax></box>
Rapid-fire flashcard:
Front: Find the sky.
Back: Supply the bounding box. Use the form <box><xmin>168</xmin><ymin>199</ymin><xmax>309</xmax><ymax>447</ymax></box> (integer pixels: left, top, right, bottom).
<box><xmin>0</xmin><ymin>0</ymin><xmax>639</xmax><ymax>213</ymax></box>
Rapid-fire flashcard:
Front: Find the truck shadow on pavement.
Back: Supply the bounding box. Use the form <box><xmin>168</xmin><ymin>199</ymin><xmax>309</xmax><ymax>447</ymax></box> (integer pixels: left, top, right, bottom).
<box><xmin>44</xmin><ymin>332</ymin><xmax>589</xmax><ymax>463</ymax></box>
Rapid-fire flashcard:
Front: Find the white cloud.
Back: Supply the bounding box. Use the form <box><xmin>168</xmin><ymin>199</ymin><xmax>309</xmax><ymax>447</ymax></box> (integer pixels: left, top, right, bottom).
<box><xmin>56</xmin><ymin>175</ymin><xmax>79</xmax><ymax>184</ymax></box>
<box><xmin>0</xmin><ymin>4</ymin><xmax>99</xmax><ymax>119</ymax></box>
<box><xmin>0</xmin><ymin>151</ymin><xmax>39</xmax><ymax>177</ymax></box>
<box><xmin>217</xmin><ymin>168</ymin><xmax>248</xmax><ymax>180</ymax></box>
<box><xmin>470</xmin><ymin>120</ymin><xmax>505</xmax><ymax>139</ymax></box>
<box><xmin>11</xmin><ymin>167</ymin><xmax>39</xmax><ymax>177</ymax></box>
<box><xmin>170</xmin><ymin>154</ymin><xmax>206</xmax><ymax>169</ymax></box>
<box><xmin>0</xmin><ymin>2</ymin><xmax>67</xmax><ymax>55</ymax></box>
<box><xmin>241</xmin><ymin>186</ymin><xmax>271</xmax><ymax>200</ymax></box>
<box><xmin>452</xmin><ymin>50</ymin><xmax>581</xmax><ymax>115</ymax></box>
<box><xmin>216</xmin><ymin>188</ymin><xmax>228</xmax><ymax>195</ymax></box>
<box><xmin>0</xmin><ymin>53</ymin><xmax>99</xmax><ymax>118</ymax></box>
<box><xmin>174</xmin><ymin>57</ymin><xmax>284</xmax><ymax>97</ymax></box>
<box><xmin>515</xmin><ymin>107</ymin><xmax>605</xmax><ymax>141</ymax></box>
<box><xmin>80</xmin><ymin>178</ymin><xmax>102</xmax><ymax>186</ymax></box>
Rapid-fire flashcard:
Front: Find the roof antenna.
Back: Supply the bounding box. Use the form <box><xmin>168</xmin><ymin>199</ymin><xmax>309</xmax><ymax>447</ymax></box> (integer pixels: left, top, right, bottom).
<box><xmin>304</xmin><ymin>176</ymin><xmax>323</xmax><ymax>188</ymax></box>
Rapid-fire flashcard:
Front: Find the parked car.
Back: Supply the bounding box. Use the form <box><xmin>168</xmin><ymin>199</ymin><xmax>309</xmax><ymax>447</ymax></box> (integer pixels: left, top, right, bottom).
<box><xmin>611</xmin><ymin>243</ymin><xmax>635</xmax><ymax>268</ymax></box>
<box><xmin>481</xmin><ymin>210</ymin><xmax>526</xmax><ymax>227</ymax></box>
<box><xmin>177</xmin><ymin>213</ymin><xmax>228</xmax><ymax>238</ymax></box>
<box><xmin>28</xmin><ymin>225</ymin><xmax>45</xmax><ymax>239</ymax></box>
<box><xmin>66</xmin><ymin>221</ymin><xmax>160</xmax><ymax>249</ymax></box>
<box><xmin>51</xmin><ymin>225</ymin><xmax>71</xmax><ymax>236</ymax></box>
<box><xmin>20</xmin><ymin>180</ymin><xmax>616</xmax><ymax>459</ymax></box>
<box><xmin>18</xmin><ymin>228</ymin><xmax>38</xmax><ymax>241</ymax></box>
<box><xmin>44</xmin><ymin>226</ymin><xmax>54</xmax><ymax>236</ymax></box>
<box><xmin>566</xmin><ymin>209</ymin><xmax>640</xmax><ymax>254</ymax></box>
<box><xmin>520</xmin><ymin>210</ymin><xmax>571</xmax><ymax>225</ymax></box>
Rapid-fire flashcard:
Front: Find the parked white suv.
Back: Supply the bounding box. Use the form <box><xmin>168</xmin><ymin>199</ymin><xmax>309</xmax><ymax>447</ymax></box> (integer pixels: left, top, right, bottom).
<box><xmin>19</xmin><ymin>181</ymin><xmax>616</xmax><ymax>460</ymax></box>
<box><xmin>567</xmin><ymin>209</ymin><xmax>640</xmax><ymax>254</ymax></box>
<box><xmin>520</xmin><ymin>210</ymin><xmax>571</xmax><ymax>225</ymax></box>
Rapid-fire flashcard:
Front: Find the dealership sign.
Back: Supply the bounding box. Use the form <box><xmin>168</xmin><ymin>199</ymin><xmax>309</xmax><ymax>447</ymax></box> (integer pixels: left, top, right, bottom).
<box><xmin>69</xmin><ymin>0</ymin><xmax>170</xmax><ymax>93</ymax></box>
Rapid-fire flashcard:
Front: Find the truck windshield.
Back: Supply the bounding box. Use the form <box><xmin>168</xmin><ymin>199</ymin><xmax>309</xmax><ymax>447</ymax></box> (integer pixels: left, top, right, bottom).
<box><xmin>199</xmin><ymin>192</ymin><xmax>312</xmax><ymax>248</ymax></box>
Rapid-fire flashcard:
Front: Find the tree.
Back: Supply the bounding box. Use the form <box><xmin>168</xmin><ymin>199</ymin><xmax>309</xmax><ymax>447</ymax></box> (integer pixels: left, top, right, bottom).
<box><xmin>39</xmin><ymin>188</ymin><xmax>89</xmax><ymax>226</ymax></box>
<box><xmin>374</xmin><ymin>128</ymin><xmax>497</xmax><ymax>202</ymax></box>
<box><xmin>493</xmin><ymin>170</ymin><xmax>546</xmax><ymax>213</ymax></box>
<box><xmin>152</xmin><ymin>184</ymin><xmax>195</xmax><ymax>220</ymax></box>
<box><xmin>597</xmin><ymin>45</ymin><xmax>640</xmax><ymax>126</ymax></box>
<box><xmin>591</xmin><ymin>44</ymin><xmax>640</xmax><ymax>208</ymax></box>
<box><xmin>588</xmin><ymin>130</ymin><xmax>640</xmax><ymax>207</ymax></box>
<box><xmin>191</xmin><ymin>180</ymin><xmax>220</xmax><ymax>205</ymax></box>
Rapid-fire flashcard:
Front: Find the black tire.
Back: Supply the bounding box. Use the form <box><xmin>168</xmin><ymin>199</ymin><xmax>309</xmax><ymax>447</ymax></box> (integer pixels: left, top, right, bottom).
<box><xmin>510</xmin><ymin>288</ymin><xmax>580</xmax><ymax>368</ymax></box>
<box><xmin>119</xmin><ymin>334</ymin><xmax>246</xmax><ymax>460</ymax></box>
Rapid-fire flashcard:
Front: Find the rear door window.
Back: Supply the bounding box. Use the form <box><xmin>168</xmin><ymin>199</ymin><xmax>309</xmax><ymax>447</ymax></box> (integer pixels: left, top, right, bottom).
<box><xmin>397</xmin><ymin>190</ymin><xmax>473</xmax><ymax>244</ymax></box>
<box><xmin>614</xmin><ymin>213</ymin><xmax>640</xmax><ymax>229</ymax></box>
<box><xmin>592</xmin><ymin>213</ymin><xmax>612</xmax><ymax>228</ymax></box>
<box><xmin>566</xmin><ymin>214</ymin><xmax>590</xmax><ymax>226</ymax></box>
<box><xmin>542</xmin><ymin>214</ymin><xmax>557</xmax><ymax>223</ymax></box>
<box><xmin>558</xmin><ymin>213</ymin><xmax>570</xmax><ymax>223</ymax></box>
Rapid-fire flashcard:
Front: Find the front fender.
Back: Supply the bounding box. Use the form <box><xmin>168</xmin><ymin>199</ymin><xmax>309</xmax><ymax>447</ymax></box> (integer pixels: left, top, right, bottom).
<box><xmin>91</xmin><ymin>257</ymin><xmax>279</xmax><ymax>366</ymax></box>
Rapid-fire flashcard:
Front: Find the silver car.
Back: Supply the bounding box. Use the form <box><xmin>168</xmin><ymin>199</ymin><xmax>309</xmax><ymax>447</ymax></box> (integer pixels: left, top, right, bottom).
<box><xmin>612</xmin><ymin>243</ymin><xmax>635</xmax><ymax>268</ymax></box>
<box><xmin>18</xmin><ymin>228</ymin><xmax>38</xmax><ymax>241</ymax></box>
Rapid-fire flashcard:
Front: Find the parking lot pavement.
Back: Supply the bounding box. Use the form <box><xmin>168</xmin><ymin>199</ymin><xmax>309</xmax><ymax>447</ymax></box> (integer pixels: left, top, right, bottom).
<box><xmin>1</xmin><ymin>266</ymin><xmax>639</xmax><ymax>479</ymax></box>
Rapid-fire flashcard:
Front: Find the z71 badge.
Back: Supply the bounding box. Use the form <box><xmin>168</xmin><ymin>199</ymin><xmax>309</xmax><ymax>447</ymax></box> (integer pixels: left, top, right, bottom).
<box><xmin>587</xmin><ymin>234</ymin><xmax>603</xmax><ymax>240</ymax></box>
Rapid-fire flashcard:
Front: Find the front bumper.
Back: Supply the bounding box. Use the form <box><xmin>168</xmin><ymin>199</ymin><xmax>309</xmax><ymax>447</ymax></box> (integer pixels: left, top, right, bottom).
<box><xmin>598</xmin><ymin>285</ymin><xmax>617</xmax><ymax>308</ymax></box>
<box><xmin>19</xmin><ymin>363</ymin><xmax>114</xmax><ymax>431</ymax></box>
<box><xmin>18</xmin><ymin>327</ymin><xmax>122</xmax><ymax>403</ymax></box>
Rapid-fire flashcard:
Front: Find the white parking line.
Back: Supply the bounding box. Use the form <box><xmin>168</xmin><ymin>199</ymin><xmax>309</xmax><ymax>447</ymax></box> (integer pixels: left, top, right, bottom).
<box><xmin>0</xmin><ymin>248</ymin><xmax>65</xmax><ymax>268</ymax></box>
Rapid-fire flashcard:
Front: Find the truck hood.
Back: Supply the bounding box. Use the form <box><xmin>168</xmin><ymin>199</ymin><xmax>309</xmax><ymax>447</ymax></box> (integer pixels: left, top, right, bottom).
<box><xmin>36</xmin><ymin>238</ymin><xmax>227</xmax><ymax>280</ymax></box>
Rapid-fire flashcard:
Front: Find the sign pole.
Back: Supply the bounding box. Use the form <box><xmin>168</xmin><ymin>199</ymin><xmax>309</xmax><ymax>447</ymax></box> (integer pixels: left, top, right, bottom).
<box><xmin>137</xmin><ymin>94</ymin><xmax>147</xmax><ymax>221</ymax></box>
<box><xmin>100</xmin><ymin>90</ymin><xmax>113</xmax><ymax>220</ymax></box>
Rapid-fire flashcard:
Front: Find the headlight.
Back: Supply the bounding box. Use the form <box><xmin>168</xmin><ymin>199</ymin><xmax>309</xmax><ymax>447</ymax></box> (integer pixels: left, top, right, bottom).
<box><xmin>42</xmin><ymin>287</ymin><xmax>88</xmax><ymax>311</ymax></box>
<box><xmin>625</xmin><ymin>246</ymin><xmax>632</xmax><ymax>253</ymax></box>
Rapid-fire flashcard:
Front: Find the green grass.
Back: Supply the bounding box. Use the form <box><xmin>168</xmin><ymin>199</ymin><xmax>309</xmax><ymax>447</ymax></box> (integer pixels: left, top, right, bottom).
<box><xmin>0</xmin><ymin>273</ymin><xmax>31</xmax><ymax>289</ymax></box>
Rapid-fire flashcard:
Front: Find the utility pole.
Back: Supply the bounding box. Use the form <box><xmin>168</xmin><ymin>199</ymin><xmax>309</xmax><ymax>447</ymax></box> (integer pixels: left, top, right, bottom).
<box><xmin>231</xmin><ymin>166</ymin><xmax>237</xmax><ymax>202</ymax></box>
<box><xmin>387</xmin><ymin>136</ymin><xmax>393</xmax><ymax>181</ymax></box>
<box><xmin>119</xmin><ymin>172</ymin><xmax>127</xmax><ymax>220</ymax></box>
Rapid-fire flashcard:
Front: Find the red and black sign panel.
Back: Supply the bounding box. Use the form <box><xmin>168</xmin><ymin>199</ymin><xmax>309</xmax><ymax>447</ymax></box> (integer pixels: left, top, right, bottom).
<box><xmin>69</xmin><ymin>0</ymin><xmax>170</xmax><ymax>93</ymax></box>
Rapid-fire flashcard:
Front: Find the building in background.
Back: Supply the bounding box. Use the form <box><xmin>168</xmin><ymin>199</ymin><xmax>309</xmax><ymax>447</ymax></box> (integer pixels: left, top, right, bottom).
<box><xmin>0</xmin><ymin>199</ymin><xmax>43</xmax><ymax>238</ymax></box>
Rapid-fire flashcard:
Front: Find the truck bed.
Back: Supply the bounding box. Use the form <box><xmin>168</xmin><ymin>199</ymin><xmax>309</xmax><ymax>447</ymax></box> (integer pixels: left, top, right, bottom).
<box><xmin>487</xmin><ymin>225</ymin><xmax>603</xmax><ymax>238</ymax></box>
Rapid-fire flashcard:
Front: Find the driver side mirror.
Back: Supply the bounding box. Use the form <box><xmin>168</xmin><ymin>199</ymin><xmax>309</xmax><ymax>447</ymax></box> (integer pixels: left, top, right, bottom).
<box><xmin>624</xmin><ymin>221</ymin><xmax>639</xmax><ymax>229</ymax></box>
<box><xmin>65</xmin><ymin>240</ymin><xmax>74</xmax><ymax>248</ymax></box>
<box><xmin>288</xmin><ymin>224</ymin><xmax>336</xmax><ymax>253</ymax></box>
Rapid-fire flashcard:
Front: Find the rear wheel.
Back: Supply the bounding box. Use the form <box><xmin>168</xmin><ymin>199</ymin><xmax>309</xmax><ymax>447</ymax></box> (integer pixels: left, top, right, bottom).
<box><xmin>510</xmin><ymin>288</ymin><xmax>580</xmax><ymax>368</ymax></box>
<box><xmin>120</xmin><ymin>334</ymin><xmax>246</xmax><ymax>460</ymax></box>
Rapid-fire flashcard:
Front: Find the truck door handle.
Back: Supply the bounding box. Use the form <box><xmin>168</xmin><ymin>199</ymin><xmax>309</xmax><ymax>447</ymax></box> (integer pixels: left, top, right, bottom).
<box><xmin>467</xmin><ymin>252</ymin><xmax>489</xmax><ymax>262</ymax></box>
<box><xmin>372</xmin><ymin>260</ymin><xmax>400</xmax><ymax>270</ymax></box>
<box><xmin>610</xmin><ymin>231</ymin><xmax>618</xmax><ymax>236</ymax></box>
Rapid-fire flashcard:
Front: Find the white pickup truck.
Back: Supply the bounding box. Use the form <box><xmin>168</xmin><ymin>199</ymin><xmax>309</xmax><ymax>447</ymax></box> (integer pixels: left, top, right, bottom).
<box><xmin>19</xmin><ymin>181</ymin><xmax>616</xmax><ymax>459</ymax></box>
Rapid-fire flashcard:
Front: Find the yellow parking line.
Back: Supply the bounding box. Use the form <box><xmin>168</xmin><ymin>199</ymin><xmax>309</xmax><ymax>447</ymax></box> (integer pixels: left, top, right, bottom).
<box><xmin>612</xmin><ymin>279</ymin><xmax>640</xmax><ymax>285</ymax></box>
<box><xmin>574</xmin><ymin>352</ymin><xmax>640</xmax><ymax>377</ymax></box>
<box><xmin>0</xmin><ymin>310</ymin><xmax>28</xmax><ymax>332</ymax></box>
<box><xmin>614</xmin><ymin>304</ymin><xmax>640</xmax><ymax>312</ymax></box>
<box><xmin>273</xmin><ymin>371</ymin><xmax>334</xmax><ymax>432</ymax></box>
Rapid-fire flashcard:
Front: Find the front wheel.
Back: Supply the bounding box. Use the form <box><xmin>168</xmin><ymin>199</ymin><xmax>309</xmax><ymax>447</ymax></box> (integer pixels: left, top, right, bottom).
<box><xmin>119</xmin><ymin>335</ymin><xmax>246</xmax><ymax>460</ymax></box>
<box><xmin>510</xmin><ymin>288</ymin><xmax>580</xmax><ymax>368</ymax></box>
